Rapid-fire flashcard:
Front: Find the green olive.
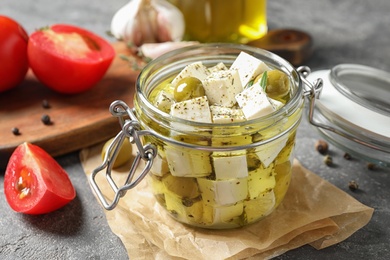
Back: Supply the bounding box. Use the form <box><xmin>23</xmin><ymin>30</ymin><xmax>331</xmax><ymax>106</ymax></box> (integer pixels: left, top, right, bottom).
<box><xmin>101</xmin><ymin>137</ymin><xmax>133</xmax><ymax>168</ymax></box>
<box><xmin>255</xmin><ymin>70</ymin><xmax>290</xmax><ymax>99</ymax></box>
<box><xmin>174</xmin><ymin>77</ymin><xmax>206</xmax><ymax>102</ymax></box>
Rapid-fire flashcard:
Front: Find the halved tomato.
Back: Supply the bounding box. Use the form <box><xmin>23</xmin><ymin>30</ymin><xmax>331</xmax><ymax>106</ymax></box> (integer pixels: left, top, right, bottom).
<box><xmin>28</xmin><ymin>24</ymin><xmax>115</xmax><ymax>94</ymax></box>
<box><xmin>0</xmin><ymin>15</ymin><xmax>29</xmax><ymax>93</ymax></box>
<box><xmin>4</xmin><ymin>142</ymin><xmax>76</xmax><ymax>214</ymax></box>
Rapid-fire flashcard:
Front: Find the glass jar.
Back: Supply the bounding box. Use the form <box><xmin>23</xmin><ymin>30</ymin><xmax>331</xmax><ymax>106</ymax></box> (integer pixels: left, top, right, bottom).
<box><xmin>90</xmin><ymin>44</ymin><xmax>309</xmax><ymax>229</ymax></box>
<box><xmin>307</xmin><ymin>64</ymin><xmax>390</xmax><ymax>167</ymax></box>
<box><xmin>167</xmin><ymin>0</ymin><xmax>267</xmax><ymax>43</ymax></box>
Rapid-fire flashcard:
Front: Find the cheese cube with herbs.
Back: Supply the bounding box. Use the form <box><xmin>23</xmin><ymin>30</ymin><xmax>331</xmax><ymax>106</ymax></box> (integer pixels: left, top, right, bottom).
<box><xmin>208</xmin><ymin>62</ymin><xmax>228</xmax><ymax>73</ymax></box>
<box><xmin>210</xmin><ymin>105</ymin><xmax>246</xmax><ymax>123</ymax></box>
<box><xmin>170</xmin><ymin>96</ymin><xmax>212</xmax><ymax>123</ymax></box>
<box><xmin>235</xmin><ymin>82</ymin><xmax>275</xmax><ymax>120</ymax></box>
<box><xmin>203</xmin><ymin>202</ymin><xmax>244</xmax><ymax>226</ymax></box>
<box><xmin>202</xmin><ymin>69</ymin><xmax>243</xmax><ymax>107</ymax></box>
<box><xmin>154</xmin><ymin>90</ymin><xmax>174</xmax><ymax>113</ymax></box>
<box><xmin>230</xmin><ymin>51</ymin><xmax>270</xmax><ymax>87</ymax></box>
<box><xmin>171</xmin><ymin>61</ymin><xmax>210</xmax><ymax>87</ymax></box>
<box><xmin>197</xmin><ymin>177</ymin><xmax>248</xmax><ymax>206</ymax></box>
<box><xmin>213</xmin><ymin>153</ymin><xmax>248</xmax><ymax>180</ymax></box>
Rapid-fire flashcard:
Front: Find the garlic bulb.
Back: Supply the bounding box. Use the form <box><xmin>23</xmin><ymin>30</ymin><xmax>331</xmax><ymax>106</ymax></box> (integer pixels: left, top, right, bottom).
<box><xmin>111</xmin><ymin>0</ymin><xmax>185</xmax><ymax>47</ymax></box>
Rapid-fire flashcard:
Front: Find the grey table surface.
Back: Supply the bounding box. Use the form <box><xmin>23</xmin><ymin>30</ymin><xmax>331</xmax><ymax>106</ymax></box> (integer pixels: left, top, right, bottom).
<box><xmin>1</xmin><ymin>0</ymin><xmax>390</xmax><ymax>259</ymax></box>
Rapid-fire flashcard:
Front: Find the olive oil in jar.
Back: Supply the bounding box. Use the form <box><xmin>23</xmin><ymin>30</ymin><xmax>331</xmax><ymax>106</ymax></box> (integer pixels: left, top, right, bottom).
<box><xmin>168</xmin><ymin>0</ymin><xmax>267</xmax><ymax>43</ymax></box>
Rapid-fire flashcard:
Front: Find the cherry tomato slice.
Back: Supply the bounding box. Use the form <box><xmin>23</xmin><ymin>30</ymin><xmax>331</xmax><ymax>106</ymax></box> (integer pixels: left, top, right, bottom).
<box><xmin>0</xmin><ymin>15</ymin><xmax>29</xmax><ymax>93</ymax></box>
<box><xmin>4</xmin><ymin>142</ymin><xmax>76</xmax><ymax>214</ymax></box>
<box><xmin>28</xmin><ymin>24</ymin><xmax>115</xmax><ymax>94</ymax></box>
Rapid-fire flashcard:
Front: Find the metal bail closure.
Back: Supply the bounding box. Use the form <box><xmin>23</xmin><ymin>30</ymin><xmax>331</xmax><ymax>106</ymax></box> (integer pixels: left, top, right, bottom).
<box><xmin>299</xmin><ymin>66</ymin><xmax>389</xmax><ymax>154</ymax></box>
<box><xmin>89</xmin><ymin>100</ymin><xmax>157</xmax><ymax>210</ymax></box>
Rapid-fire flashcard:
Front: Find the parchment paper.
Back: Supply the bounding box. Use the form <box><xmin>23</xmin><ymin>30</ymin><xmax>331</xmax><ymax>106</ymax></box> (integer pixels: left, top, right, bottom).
<box><xmin>80</xmin><ymin>143</ymin><xmax>374</xmax><ymax>260</ymax></box>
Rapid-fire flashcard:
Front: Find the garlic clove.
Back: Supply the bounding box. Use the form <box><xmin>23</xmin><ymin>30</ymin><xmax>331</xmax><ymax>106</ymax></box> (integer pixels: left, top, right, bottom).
<box><xmin>139</xmin><ymin>41</ymin><xmax>199</xmax><ymax>59</ymax></box>
<box><xmin>111</xmin><ymin>0</ymin><xmax>185</xmax><ymax>47</ymax></box>
<box><xmin>154</xmin><ymin>0</ymin><xmax>185</xmax><ymax>42</ymax></box>
<box><xmin>110</xmin><ymin>0</ymin><xmax>140</xmax><ymax>41</ymax></box>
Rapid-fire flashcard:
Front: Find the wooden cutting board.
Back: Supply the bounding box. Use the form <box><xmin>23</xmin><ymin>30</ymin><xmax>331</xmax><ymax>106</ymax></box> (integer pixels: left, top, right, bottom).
<box><xmin>0</xmin><ymin>42</ymin><xmax>140</xmax><ymax>169</ymax></box>
<box><xmin>0</xmin><ymin>30</ymin><xmax>312</xmax><ymax>169</ymax></box>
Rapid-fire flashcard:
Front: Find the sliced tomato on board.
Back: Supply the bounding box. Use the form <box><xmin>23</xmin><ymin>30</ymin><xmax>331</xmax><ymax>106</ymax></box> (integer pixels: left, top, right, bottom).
<box><xmin>28</xmin><ymin>24</ymin><xmax>115</xmax><ymax>94</ymax></box>
<box><xmin>4</xmin><ymin>142</ymin><xmax>76</xmax><ymax>214</ymax></box>
<box><xmin>0</xmin><ymin>15</ymin><xmax>29</xmax><ymax>93</ymax></box>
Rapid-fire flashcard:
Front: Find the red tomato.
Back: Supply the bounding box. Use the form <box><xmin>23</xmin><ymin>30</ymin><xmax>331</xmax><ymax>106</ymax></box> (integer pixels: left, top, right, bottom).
<box><xmin>4</xmin><ymin>142</ymin><xmax>76</xmax><ymax>214</ymax></box>
<box><xmin>28</xmin><ymin>24</ymin><xmax>115</xmax><ymax>94</ymax></box>
<box><xmin>0</xmin><ymin>16</ymin><xmax>29</xmax><ymax>93</ymax></box>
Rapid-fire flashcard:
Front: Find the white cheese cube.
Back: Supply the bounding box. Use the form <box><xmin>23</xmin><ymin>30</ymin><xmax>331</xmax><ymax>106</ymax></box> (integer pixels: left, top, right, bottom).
<box><xmin>269</xmin><ymin>98</ymin><xmax>285</xmax><ymax>111</ymax></box>
<box><xmin>197</xmin><ymin>177</ymin><xmax>248</xmax><ymax>206</ymax></box>
<box><xmin>202</xmin><ymin>69</ymin><xmax>243</xmax><ymax>107</ymax></box>
<box><xmin>150</xmin><ymin>153</ymin><xmax>169</xmax><ymax>177</ymax></box>
<box><xmin>230</xmin><ymin>51</ymin><xmax>270</xmax><ymax>87</ymax></box>
<box><xmin>235</xmin><ymin>82</ymin><xmax>275</xmax><ymax>120</ymax></box>
<box><xmin>165</xmin><ymin>146</ymin><xmax>212</xmax><ymax>177</ymax></box>
<box><xmin>248</xmin><ymin>164</ymin><xmax>276</xmax><ymax>199</ymax></box>
<box><xmin>170</xmin><ymin>96</ymin><xmax>212</xmax><ymax>123</ymax></box>
<box><xmin>210</xmin><ymin>105</ymin><xmax>246</xmax><ymax>124</ymax></box>
<box><xmin>203</xmin><ymin>202</ymin><xmax>243</xmax><ymax>226</ymax></box>
<box><xmin>171</xmin><ymin>61</ymin><xmax>210</xmax><ymax>87</ymax></box>
<box><xmin>243</xmin><ymin>190</ymin><xmax>276</xmax><ymax>223</ymax></box>
<box><xmin>164</xmin><ymin>191</ymin><xmax>203</xmax><ymax>223</ymax></box>
<box><xmin>256</xmin><ymin>134</ymin><xmax>288</xmax><ymax>168</ymax></box>
<box><xmin>154</xmin><ymin>90</ymin><xmax>174</xmax><ymax>113</ymax></box>
<box><xmin>208</xmin><ymin>62</ymin><xmax>228</xmax><ymax>73</ymax></box>
<box><xmin>213</xmin><ymin>154</ymin><xmax>248</xmax><ymax>180</ymax></box>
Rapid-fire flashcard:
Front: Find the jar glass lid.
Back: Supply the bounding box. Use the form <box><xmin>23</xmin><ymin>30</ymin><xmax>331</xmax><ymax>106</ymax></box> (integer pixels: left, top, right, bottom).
<box><xmin>307</xmin><ymin>64</ymin><xmax>390</xmax><ymax>166</ymax></box>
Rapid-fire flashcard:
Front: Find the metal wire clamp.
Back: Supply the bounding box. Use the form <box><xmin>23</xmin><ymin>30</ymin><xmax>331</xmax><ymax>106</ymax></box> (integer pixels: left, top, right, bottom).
<box><xmin>89</xmin><ymin>100</ymin><xmax>157</xmax><ymax>210</ymax></box>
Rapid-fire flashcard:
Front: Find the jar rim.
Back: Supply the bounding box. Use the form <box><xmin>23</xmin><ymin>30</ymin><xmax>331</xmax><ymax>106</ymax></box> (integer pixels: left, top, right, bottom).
<box><xmin>136</xmin><ymin>43</ymin><xmax>304</xmax><ymax>128</ymax></box>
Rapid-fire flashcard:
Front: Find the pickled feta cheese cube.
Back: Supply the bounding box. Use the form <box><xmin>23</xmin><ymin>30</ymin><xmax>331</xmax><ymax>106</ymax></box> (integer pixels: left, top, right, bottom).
<box><xmin>235</xmin><ymin>82</ymin><xmax>275</xmax><ymax>120</ymax></box>
<box><xmin>203</xmin><ymin>202</ymin><xmax>243</xmax><ymax>226</ymax></box>
<box><xmin>147</xmin><ymin>174</ymin><xmax>165</xmax><ymax>195</ymax></box>
<box><xmin>162</xmin><ymin>174</ymin><xmax>200</xmax><ymax>198</ymax></box>
<box><xmin>150</xmin><ymin>153</ymin><xmax>169</xmax><ymax>177</ymax></box>
<box><xmin>165</xmin><ymin>146</ymin><xmax>212</xmax><ymax>177</ymax></box>
<box><xmin>213</xmin><ymin>154</ymin><xmax>248</xmax><ymax>180</ymax></box>
<box><xmin>202</xmin><ymin>69</ymin><xmax>243</xmax><ymax>107</ymax></box>
<box><xmin>212</xmin><ymin>135</ymin><xmax>252</xmax><ymax>147</ymax></box>
<box><xmin>269</xmin><ymin>98</ymin><xmax>285</xmax><ymax>111</ymax></box>
<box><xmin>164</xmin><ymin>191</ymin><xmax>203</xmax><ymax>223</ymax></box>
<box><xmin>208</xmin><ymin>62</ymin><xmax>228</xmax><ymax>73</ymax></box>
<box><xmin>210</xmin><ymin>105</ymin><xmax>246</xmax><ymax>124</ymax></box>
<box><xmin>154</xmin><ymin>90</ymin><xmax>175</xmax><ymax>113</ymax></box>
<box><xmin>243</xmin><ymin>190</ymin><xmax>276</xmax><ymax>223</ymax></box>
<box><xmin>171</xmin><ymin>61</ymin><xmax>210</xmax><ymax>87</ymax></box>
<box><xmin>230</xmin><ymin>51</ymin><xmax>270</xmax><ymax>87</ymax></box>
<box><xmin>248</xmin><ymin>164</ymin><xmax>276</xmax><ymax>199</ymax></box>
<box><xmin>170</xmin><ymin>96</ymin><xmax>212</xmax><ymax>123</ymax></box>
<box><xmin>197</xmin><ymin>177</ymin><xmax>248</xmax><ymax>206</ymax></box>
<box><xmin>256</xmin><ymin>134</ymin><xmax>289</xmax><ymax>168</ymax></box>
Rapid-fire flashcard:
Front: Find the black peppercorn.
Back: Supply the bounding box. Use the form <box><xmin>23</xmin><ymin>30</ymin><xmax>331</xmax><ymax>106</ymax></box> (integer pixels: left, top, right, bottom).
<box><xmin>41</xmin><ymin>114</ymin><xmax>52</xmax><ymax>125</ymax></box>
<box><xmin>315</xmin><ymin>140</ymin><xmax>329</xmax><ymax>155</ymax></box>
<box><xmin>42</xmin><ymin>99</ymin><xmax>50</xmax><ymax>109</ymax></box>
<box><xmin>12</xmin><ymin>127</ymin><xmax>20</xmax><ymax>135</ymax></box>
<box><xmin>343</xmin><ymin>153</ymin><xmax>352</xmax><ymax>160</ymax></box>
<box><xmin>323</xmin><ymin>155</ymin><xmax>333</xmax><ymax>166</ymax></box>
<box><xmin>367</xmin><ymin>163</ymin><xmax>376</xmax><ymax>170</ymax></box>
<box><xmin>348</xmin><ymin>180</ymin><xmax>359</xmax><ymax>191</ymax></box>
